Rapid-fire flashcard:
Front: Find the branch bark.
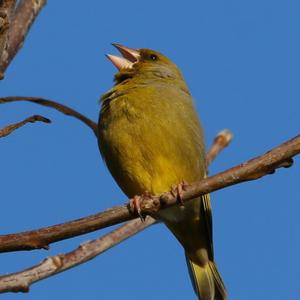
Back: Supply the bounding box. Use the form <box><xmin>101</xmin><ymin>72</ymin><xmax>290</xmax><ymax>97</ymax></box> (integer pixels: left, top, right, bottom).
<box><xmin>0</xmin><ymin>0</ymin><xmax>16</xmax><ymax>76</ymax></box>
<box><xmin>0</xmin><ymin>134</ymin><xmax>298</xmax><ymax>254</ymax></box>
<box><xmin>0</xmin><ymin>114</ymin><xmax>50</xmax><ymax>138</ymax></box>
<box><xmin>0</xmin><ymin>0</ymin><xmax>47</xmax><ymax>77</ymax></box>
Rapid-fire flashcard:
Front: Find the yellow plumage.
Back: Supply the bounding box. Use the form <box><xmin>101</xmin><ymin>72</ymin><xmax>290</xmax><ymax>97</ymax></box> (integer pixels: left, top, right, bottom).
<box><xmin>98</xmin><ymin>45</ymin><xmax>226</xmax><ymax>300</ymax></box>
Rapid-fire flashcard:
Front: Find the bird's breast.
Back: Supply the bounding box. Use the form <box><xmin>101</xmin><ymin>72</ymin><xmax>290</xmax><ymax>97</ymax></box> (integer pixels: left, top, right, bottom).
<box><xmin>98</xmin><ymin>84</ymin><xmax>206</xmax><ymax>200</ymax></box>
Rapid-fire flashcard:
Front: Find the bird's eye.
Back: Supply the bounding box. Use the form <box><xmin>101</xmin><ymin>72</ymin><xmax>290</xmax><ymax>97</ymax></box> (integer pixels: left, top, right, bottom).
<box><xmin>150</xmin><ymin>54</ymin><xmax>158</xmax><ymax>61</ymax></box>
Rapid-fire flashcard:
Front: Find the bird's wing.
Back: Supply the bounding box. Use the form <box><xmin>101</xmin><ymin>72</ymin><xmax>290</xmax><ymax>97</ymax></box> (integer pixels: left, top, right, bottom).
<box><xmin>202</xmin><ymin>193</ymin><xmax>214</xmax><ymax>260</ymax></box>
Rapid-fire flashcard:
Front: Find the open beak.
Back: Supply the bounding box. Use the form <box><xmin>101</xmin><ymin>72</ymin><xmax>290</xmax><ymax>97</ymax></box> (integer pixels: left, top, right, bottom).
<box><xmin>106</xmin><ymin>43</ymin><xmax>140</xmax><ymax>70</ymax></box>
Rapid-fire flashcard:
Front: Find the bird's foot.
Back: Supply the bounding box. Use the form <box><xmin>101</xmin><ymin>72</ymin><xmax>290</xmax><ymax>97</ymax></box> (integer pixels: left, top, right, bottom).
<box><xmin>171</xmin><ymin>180</ymin><xmax>189</xmax><ymax>206</ymax></box>
<box><xmin>129</xmin><ymin>191</ymin><xmax>152</xmax><ymax>221</ymax></box>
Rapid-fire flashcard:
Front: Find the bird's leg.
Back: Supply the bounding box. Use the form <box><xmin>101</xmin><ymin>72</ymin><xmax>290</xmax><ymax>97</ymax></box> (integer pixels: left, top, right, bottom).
<box><xmin>171</xmin><ymin>180</ymin><xmax>189</xmax><ymax>206</ymax></box>
<box><xmin>129</xmin><ymin>191</ymin><xmax>152</xmax><ymax>221</ymax></box>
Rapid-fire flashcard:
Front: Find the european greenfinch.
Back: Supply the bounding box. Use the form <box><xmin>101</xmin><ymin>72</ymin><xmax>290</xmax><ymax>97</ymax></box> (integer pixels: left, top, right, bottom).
<box><xmin>98</xmin><ymin>44</ymin><xmax>226</xmax><ymax>300</ymax></box>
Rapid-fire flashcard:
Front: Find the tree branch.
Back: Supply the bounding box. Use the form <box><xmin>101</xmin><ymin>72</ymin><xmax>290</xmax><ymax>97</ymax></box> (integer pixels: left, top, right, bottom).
<box><xmin>0</xmin><ymin>114</ymin><xmax>50</xmax><ymax>138</ymax></box>
<box><xmin>0</xmin><ymin>134</ymin><xmax>298</xmax><ymax>254</ymax></box>
<box><xmin>0</xmin><ymin>129</ymin><xmax>232</xmax><ymax>293</ymax></box>
<box><xmin>0</xmin><ymin>96</ymin><xmax>98</xmax><ymax>136</ymax></box>
<box><xmin>0</xmin><ymin>0</ymin><xmax>47</xmax><ymax>77</ymax></box>
<box><xmin>0</xmin><ymin>217</ymin><xmax>156</xmax><ymax>293</ymax></box>
<box><xmin>0</xmin><ymin>0</ymin><xmax>16</xmax><ymax>77</ymax></box>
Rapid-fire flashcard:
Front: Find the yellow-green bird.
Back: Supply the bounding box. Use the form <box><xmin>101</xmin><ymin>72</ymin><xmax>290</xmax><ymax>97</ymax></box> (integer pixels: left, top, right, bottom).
<box><xmin>98</xmin><ymin>44</ymin><xmax>226</xmax><ymax>300</ymax></box>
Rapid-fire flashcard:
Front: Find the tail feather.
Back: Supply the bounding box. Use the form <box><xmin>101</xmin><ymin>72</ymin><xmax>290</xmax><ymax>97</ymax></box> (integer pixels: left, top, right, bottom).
<box><xmin>159</xmin><ymin>195</ymin><xmax>226</xmax><ymax>299</ymax></box>
<box><xmin>185</xmin><ymin>253</ymin><xmax>227</xmax><ymax>300</ymax></box>
<box><xmin>208</xmin><ymin>261</ymin><xmax>227</xmax><ymax>300</ymax></box>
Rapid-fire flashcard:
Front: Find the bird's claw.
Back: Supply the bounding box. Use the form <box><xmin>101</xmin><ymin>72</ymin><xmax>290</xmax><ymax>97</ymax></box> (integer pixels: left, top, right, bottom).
<box><xmin>129</xmin><ymin>191</ymin><xmax>152</xmax><ymax>221</ymax></box>
<box><xmin>171</xmin><ymin>180</ymin><xmax>189</xmax><ymax>206</ymax></box>
<box><xmin>129</xmin><ymin>195</ymin><xmax>144</xmax><ymax>221</ymax></box>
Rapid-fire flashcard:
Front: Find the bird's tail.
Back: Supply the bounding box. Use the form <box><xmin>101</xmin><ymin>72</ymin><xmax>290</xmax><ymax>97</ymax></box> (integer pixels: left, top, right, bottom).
<box><xmin>185</xmin><ymin>253</ymin><xmax>227</xmax><ymax>300</ymax></box>
<box><xmin>159</xmin><ymin>194</ymin><xmax>226</xmax><ymax>299</ymax></box>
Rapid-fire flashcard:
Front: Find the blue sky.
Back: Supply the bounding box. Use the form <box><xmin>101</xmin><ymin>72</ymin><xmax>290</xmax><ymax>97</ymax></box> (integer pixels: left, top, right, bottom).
<box><xmin>1</xmin><ymin>0</ymin><xmax>299</xmax><ymax>299</ymax></box>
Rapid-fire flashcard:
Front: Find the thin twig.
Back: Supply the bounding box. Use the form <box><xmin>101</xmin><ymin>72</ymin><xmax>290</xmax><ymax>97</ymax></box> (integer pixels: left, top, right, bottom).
<box><xmin>0</xmin><ymin>134</ymin><xmax>298</xmax><ymax>254</ymax></box>
<box><xmin>206</xmin><ymin>129</ymin><xmax>233</xmax><ymax>167</ymax></box>
<box><xmin>0</xmin><ymin>0</ymin><xmax>47</xmax><ymax>77</ymax></box>
<box><xmin>0</xmin><ymin>129</ymin><xmax>232</xmax><ymax>293</ymax></box>
<box><xmin>0</xmin><ymin>96</ymin><xmax>98</xmax><ymax>136</ymax></box>
<box><xmin>0</xmin><ymin>114</ymin><xmax>50</xmax><ymax>138</ymax></box>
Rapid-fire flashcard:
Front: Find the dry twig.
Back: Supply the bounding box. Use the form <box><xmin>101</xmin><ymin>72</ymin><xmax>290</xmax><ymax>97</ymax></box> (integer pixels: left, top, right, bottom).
<box><xmin>0</xmin><ymin>114</ymin><xmax>50</xmax><ymax>138</ymax></box>
<box><xmin>206</xmin><ymin>129</ymin><xmax>233</xmax><ymax>167</ymax></box>
<box><xmin>0</xmin><ymin>96</ymin><xmax>98</xmax><ymax>136</ymax></box>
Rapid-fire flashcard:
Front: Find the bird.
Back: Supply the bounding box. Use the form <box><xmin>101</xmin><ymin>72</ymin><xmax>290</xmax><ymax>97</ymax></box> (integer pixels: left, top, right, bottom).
<box><xmin>98</xmin><ymin>43</ymin><xmax>226</xmax><ymax>300</ymax></box>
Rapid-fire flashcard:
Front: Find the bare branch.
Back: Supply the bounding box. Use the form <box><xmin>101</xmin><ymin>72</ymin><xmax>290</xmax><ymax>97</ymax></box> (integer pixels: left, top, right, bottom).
<box><xmin>0</xmin><ymin>129</ymin><xmax>230</xmax><ymax>252</ymax></box>
<box><xmin>0</xmin><ymin>217</ymin><xmax>156</xmax><ymax>293</ymax></box>
<box><xmin>0</xmin><ymin>114</ymin><xmax>50</xmax><ymax>138</ymax></box>
<box><xmin>0</xmin><ymin>135</ymin><xmax>298</xmax><ymax>253</ymax></box>
<box><xmin>1</xmin><ymin>134</ymin><xmax>299</xmax><ymax>293</ymax></box>
<box><xmin>0</xmin><ymin>96</ymin><xmax>98</xmax><ymax>136</ymax></box>
<box><xmin>0</xmin><ymin>0</ymin><xmax>47</xmax><ymax>77</ymax></box>
<box><xmin>0</xmin><ymin>129</ymin><xmax>230</xmax><ymax>292</ymax></box>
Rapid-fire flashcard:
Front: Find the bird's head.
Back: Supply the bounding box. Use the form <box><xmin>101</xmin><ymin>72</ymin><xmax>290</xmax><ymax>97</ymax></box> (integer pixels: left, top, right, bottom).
<box><xmin>106</xmin><ymin>43</ymin><xmax>183</xmax><ymax>84</ymax></box>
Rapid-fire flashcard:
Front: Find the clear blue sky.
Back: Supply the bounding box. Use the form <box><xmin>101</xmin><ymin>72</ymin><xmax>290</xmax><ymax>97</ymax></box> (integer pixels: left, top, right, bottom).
<box><xmin>1</xmin><ymin>1</ymin><xmax>299</xmax><ymax>299</ymax></box>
